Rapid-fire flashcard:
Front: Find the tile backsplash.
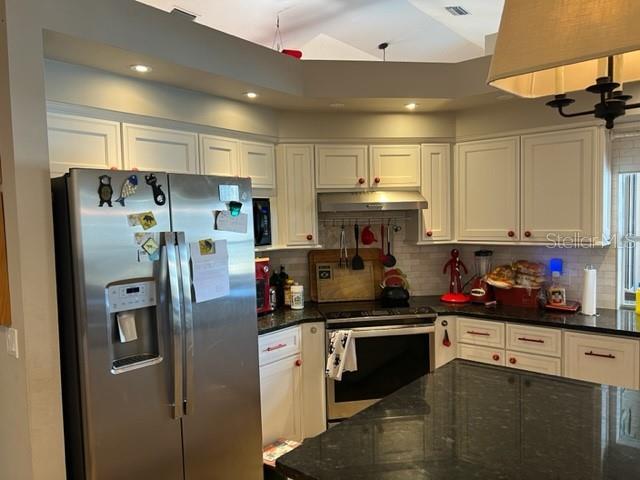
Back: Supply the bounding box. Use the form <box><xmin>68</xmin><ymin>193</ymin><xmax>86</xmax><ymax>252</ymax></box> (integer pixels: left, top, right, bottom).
<box><xmin>266</xmin><ymin>132</ymin><xmax>640</xmax><ymax>311</ymax></box>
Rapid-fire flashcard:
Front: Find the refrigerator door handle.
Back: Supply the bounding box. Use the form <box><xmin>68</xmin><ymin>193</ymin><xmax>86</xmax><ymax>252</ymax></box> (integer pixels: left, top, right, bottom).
<box><xmin>176</xmin><ymin>232</ymin><xmax>196</xmax><ymax>415</ymax></box>
<box><xmin>164</xmin><ymin>232</ymin><xmax>184</xmax><ymax>420</ymax></box>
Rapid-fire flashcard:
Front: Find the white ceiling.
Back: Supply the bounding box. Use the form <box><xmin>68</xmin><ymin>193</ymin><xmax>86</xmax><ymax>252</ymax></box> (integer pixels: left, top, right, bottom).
<box><xmin>135</xmin><ymin>0</ymin><xmax>504</xmax><ymax>63</ymax></box>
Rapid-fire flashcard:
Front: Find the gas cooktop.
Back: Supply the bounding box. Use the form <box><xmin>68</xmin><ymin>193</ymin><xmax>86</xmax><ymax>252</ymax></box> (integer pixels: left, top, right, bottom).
<box><xmin>320</xmin><ymin>302</ymin><xmax>437</xmax><ymax>325</ymax></box>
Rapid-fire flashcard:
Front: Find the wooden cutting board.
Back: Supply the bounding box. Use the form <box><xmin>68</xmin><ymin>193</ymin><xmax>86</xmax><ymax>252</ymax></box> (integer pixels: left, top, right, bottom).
<box><xmin>308</xmin><ymin>249</ymin><xmax>383</xmax><ymax>302</ymax></box>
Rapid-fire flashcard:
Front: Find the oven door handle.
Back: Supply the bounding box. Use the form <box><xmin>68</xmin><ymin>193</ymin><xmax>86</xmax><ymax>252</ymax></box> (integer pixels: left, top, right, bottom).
<box><xmin>345</xmin><ymin>325</ymin><xmax>435</xmax><ymax>338</ymax></box>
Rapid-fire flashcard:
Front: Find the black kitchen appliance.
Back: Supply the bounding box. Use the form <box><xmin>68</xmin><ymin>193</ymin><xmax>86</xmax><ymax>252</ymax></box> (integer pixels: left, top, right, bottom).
<box><xmin>253</xmin><ymin>198</ymin><xmax>272</xmax><ymax>247</ymax></box>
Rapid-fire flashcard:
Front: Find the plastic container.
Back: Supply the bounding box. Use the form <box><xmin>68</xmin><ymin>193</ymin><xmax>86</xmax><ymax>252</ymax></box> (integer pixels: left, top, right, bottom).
<box><xmin>494</xmin><ymin>286</ymin><xmax>541</xmax><ymax>308</ymax></box>
<box><xmin>290</xmin><ymin>284</ymin><xmax>304</xmax><ymax>310</ymax></box>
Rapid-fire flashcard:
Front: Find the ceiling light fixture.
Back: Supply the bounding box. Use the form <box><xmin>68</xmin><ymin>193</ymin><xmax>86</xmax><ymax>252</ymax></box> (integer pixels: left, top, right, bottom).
<box><xmin>130</xmin><ymin>64</ymin><xmax>152</xmax><ymax>73</ymax></box>
<box><xmin>488</xmin><ymin>0</ymin><xmax>640</xmax><ymax>129</ymax></box>
<box><xmin>405</xmin><ymin>103</ymin><xmax>417</xmax><ymax>111</ymax></box>
<box><xmin>245</xmin><ymin>92</ymin><xmax>258</xmax><ymax>99</ymax></box>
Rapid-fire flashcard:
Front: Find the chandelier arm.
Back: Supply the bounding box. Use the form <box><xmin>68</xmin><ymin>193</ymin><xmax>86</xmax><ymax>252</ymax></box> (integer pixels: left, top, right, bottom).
<box><xmin>557</xmin><ymin>106</ymin><xmax>596</xmax><ymax>118</ymax></box>
<box><xmin>625</xmin><ymin>103</ymin><xmax>640</xmax><ymax>110</ymax></box>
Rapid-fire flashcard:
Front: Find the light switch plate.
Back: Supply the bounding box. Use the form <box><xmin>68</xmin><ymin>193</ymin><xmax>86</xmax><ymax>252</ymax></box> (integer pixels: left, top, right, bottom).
<box><xmin>6</xmin><ymin>327</ymin><xmax>18</xmax><ymax>358</ymax></box>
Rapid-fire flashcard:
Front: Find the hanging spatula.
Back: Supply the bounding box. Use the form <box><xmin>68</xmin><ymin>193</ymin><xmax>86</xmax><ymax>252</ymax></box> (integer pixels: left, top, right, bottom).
<box><xmin>352</xmin><ymin>222</ymin><xmax>365</xmax><ymax>270</ymax></box>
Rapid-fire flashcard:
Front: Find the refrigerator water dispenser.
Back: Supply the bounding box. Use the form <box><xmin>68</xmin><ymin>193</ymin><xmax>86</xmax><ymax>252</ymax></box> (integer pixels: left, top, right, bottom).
<box><xmin>106</xmin><ymin>279</ymin><xmax>161</xmax><ymax>373</ymax></box>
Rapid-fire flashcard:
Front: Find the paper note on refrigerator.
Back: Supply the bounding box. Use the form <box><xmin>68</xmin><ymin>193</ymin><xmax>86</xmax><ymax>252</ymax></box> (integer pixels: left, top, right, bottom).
<box><xmin>189</xmin><ymin>239</ymin><xmax>230</xmax><ymax>303</ymax></box>
<box><xmin>215</xmin><ymin>210</ymin><xmax>248</xmax><ymax>234</ymax></box>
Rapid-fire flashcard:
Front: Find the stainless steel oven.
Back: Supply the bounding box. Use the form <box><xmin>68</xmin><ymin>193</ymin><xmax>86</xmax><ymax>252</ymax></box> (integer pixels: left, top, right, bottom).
<box><xmin>326</xmin><ymin>321</ymin><xmax>435</xmax><ymax>421</ymax></box>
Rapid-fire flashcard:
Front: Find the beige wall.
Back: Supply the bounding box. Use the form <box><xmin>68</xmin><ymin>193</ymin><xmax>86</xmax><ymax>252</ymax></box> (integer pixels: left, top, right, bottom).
<box><xmin>45</xmin><ymin>59</ymin><xmax>280</xmax><ymax>139</ymax></box>
<box><xmin>277</xmin><ymin>110</ymin><xmax>455</xmax><ymax>141</ymax></box>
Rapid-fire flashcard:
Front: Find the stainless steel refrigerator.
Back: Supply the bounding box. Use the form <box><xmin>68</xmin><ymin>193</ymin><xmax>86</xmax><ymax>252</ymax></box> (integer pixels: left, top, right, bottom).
<box><xmin>52</xmin><ymin>169</ymin><xmax>263</xmax><ymax>480</ymax></box>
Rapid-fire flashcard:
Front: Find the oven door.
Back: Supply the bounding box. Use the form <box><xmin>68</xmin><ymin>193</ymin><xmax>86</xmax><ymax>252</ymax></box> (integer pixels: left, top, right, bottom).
<box><xmin>326</xmin><ymin>324</ymin><xmax>435</xmax><ymax>421</ymax></box>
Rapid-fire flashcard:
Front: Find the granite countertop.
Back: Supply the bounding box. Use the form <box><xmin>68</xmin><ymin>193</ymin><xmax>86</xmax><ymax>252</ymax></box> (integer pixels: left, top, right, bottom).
<box><xmin>257</xmin><ymin>303</ymin><xmax>323</xmax><ymax>334</ymax></box>
<box><xmin>413</xmin><ymin>295</ymin><xmax>640</xmax><ymax>338</ymax></box>
<box><xmin>277</xmin><ymin>360</ymin><xmax>640</xmax><ymax>479</ymax></box>
<box><xmin>259</xmin><ymin>296</ymin><xmax>640</xmax><ymax>338</ymax></box>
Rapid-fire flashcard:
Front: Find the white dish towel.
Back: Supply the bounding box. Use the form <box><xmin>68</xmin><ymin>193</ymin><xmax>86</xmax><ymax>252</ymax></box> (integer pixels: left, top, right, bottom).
<box><xmin>325</xmin><ymin>330</ymin><xmax>358</xmax><ymax>381</ymax></box>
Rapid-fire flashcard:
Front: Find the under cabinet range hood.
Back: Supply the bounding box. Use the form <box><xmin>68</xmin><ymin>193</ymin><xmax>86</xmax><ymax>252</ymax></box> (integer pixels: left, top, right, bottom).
<box><xmin>318</xmin><ymin>191</ymin><xmax>428</xmax><ymax>212</ymax></box>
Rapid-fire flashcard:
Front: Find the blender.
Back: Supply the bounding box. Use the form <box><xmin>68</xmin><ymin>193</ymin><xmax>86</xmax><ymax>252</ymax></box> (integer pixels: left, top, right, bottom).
<box><xmin>470</xmin><ymin>250</ymin><xmax>494</xmax><ymax>304</ymax></box>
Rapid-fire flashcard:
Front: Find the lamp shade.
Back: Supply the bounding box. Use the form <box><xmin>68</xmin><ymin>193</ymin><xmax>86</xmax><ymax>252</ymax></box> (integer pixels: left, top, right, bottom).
<box><xmin>488</xmin><ymin>0</ymin><xmax>640</xmax><ymax>98</ymax></box>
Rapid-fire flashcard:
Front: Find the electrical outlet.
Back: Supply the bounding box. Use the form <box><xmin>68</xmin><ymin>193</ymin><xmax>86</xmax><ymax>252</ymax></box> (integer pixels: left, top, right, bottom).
<box><xmin>6</xmin><ymin>327</ymin><xmax>18</xmax><ymax>358</ymax></box>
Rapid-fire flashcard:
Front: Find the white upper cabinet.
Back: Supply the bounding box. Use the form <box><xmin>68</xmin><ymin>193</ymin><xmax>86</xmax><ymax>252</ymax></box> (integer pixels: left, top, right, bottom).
<box><xmin>370</xmin><ymin>145</ymin><xmax>421</xmax><ymax>188</ymax></box>
<box><xmin>456</xmin><ymin>137</ymin><xmax>520</xmax><ymax>241</ymax></box>
<box><xmin>315</xmin><ymin>145</ymin><xmax>368</xmax><ymax>189</ymax></box>
<box><xmin>199</xmin><ymin>135</ymin><xmax>239</xmax><ymax>177</ymax></box>
<box><xmin>47</xmin><ymin>113</ymin><xmax>122</xmax><ymax>177</ymax></box>
<box><xmin>241</xmin><ymin>141</ymin><xmax>276</xmax><ymax>190</ymax></box>
<box><xmin>276</xmin><ymin>145</ymin><xmax>318</xmax><ymax>246</ymax></box>
<box><xmin>123</xmin><ymin>124</ymin><xmax>198</xmax><ymax>174</ymax></box>
<box><xmin>521</xmin><ymin>128</ymin><xmax>595</xmax><ymax>242</ymax></box>
<box><xmin>420</xmin><ymin>144</ymin><xmax>451</xmax><ymax>242</ymax></box>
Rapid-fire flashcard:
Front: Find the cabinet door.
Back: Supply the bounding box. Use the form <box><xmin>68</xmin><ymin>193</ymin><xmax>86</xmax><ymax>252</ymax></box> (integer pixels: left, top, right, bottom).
<box><xmin>259</xmin><ymin>354</ymin><xmax>303</xmax><ymax>446</ymax></box>
<box><xmin>435</xmin><ymin>316</ymin><xmax>457</xmax><ymax>368</ymax></box>
<box><xmin>301</xmin><ymin>323</ymin><xmax>327</xmax><ymax>439</ymax></box>
<box><xmin>521</xmin><ymin>128</ymin><xmax>595</xmax><ymax>242</ymax></box>
<box><xmin>420</xmin><ymin>144</ymin><xmax>451</xmax><ymax>241</ymax></box>
<box><xmin>240</xmin><ymin>141</ymin><xmax>276</xmax><ymax>189</ymax></box>
<box><xmin>564</xmin><ymin>332</ymin><xmax>640</xmax><ymax>389</ymax></box>
<box><xmin>199</xmin><ymin>135</ymin><xmax>239</xmax><ymax>177</ymax></box>
<box><xmin>47</xmin><ymin>113</ymin><xmax>121</xmax><ymax>177</ymax></box>
<box><xmin>370</xmin><ymin>145</ymin><xmax>420</xmax><ymax>188</ymax></box>
<box><xmin>277</xmin><ymin>145</ymin><xmax>318</xmax><ymax>246</ymax></box>
<box><xmin>315</xmin><ymin>145</ymin><xmax>368</xmax><ymax>189</ymax></box>
<box><xmin>123</xmin><ymin>124</ymin><xmax>198</xmax><ymax>173</ymax></box>
<box><xmin>505</xmin><ymin>350</ymin><xmax>561</xmax><ymax>376</ymax></box>
<box><xmin>456</xmin><ymin>137</ymin><xmax>520</xmax><ymax>241</ymax></box>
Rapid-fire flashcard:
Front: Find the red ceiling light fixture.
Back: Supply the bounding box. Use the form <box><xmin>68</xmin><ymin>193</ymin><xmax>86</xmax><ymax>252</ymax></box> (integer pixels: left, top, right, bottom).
<box><xmin>272</xmin><ymin>15</ymin><xmax>302</xmax><ymax>60</ymax></box>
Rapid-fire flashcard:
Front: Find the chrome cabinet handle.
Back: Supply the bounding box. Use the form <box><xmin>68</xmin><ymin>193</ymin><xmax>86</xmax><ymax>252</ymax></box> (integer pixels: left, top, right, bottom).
<box><xmin>164</xmin><ymin>232</ymin><xmax>184</xmax><ymax>420</ymax></box>
<box><xmin>585</xmin><ymin>350</ymin><xmax>616</xmax><ymax>359</ymax></box>
<box><xmin>176</xmin><ymin>232</ymin><xmax>195</xmax><ymax>416</ymax></box>
<box><xmin>517</xmin><ymin>337</ymin><xmax>544</xmax><ymax>344</ymax></box>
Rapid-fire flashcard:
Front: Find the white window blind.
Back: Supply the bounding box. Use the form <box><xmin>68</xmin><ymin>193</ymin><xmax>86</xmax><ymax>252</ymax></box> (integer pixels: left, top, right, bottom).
<box><xmin>620</xmin><ymin>172</ymin><xmax>640</xmax><ymax>306</ymax></box>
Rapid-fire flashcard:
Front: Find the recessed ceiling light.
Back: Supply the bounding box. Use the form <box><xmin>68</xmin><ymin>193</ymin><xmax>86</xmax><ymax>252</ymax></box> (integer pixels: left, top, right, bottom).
<box><xmin>130</xmin><ymin>64</ymin><xmax>152</xmax><ymax>73</ymax></box>
<box><xmin>405</xmin><ymin>103</ymin><xmax>417</xmax><ymax>111</ymax></box>
<box><xmin>245</xmin><ymin>92</ymin><xmax>258</xmax><ymax>99</ymax></box>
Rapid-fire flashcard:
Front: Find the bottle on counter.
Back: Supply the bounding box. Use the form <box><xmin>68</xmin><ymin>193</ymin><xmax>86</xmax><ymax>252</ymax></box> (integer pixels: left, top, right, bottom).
<box><xmin>284</xmin><ymin>279</ymin><xmax>295</xmax><ymax>307</ymax></box>
<box><xmin>270</xmin><ymin>265</ymin><xmax>289</xmax><ymax>309</ymax></box>
<box><xmin>291</xmin><ymin>283</ymin><xmax>304</xmax><ymax>310</ymax></box>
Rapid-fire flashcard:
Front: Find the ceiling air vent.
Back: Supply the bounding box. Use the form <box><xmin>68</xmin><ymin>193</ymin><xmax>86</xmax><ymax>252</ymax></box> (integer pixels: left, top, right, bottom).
<box><xmin>170</xmin><ymin>7</ymin><xmax>198</xmax><ymax>21</ymax></box>
<box><xmin>445</xmin><ymin>6</ymin><xmax>470</xmax><ymax>16</ymax></box>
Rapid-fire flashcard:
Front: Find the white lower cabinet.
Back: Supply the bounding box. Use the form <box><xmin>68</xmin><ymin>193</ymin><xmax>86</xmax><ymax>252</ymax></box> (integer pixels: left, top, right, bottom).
<box><xmin>458</xmin><ymin>344</ymin><xmax>505</xmax><ymax>366</ymax></box>
<box><xmin>505</xmin><ymin>350</ymin><xmax>561</xmax><ymax>376</ymax></box>
<box><xmin>456</xmin><ymin>318</ymin><xmax>504</xmax><ymax>348</ymax></box>
<box><xmin>564</xmin><ymin>331</ymin><xmax>640</xmax><ymax>390</ymax></box>
<box><xmin>300</xmin><ymin>323</ymin><xmax>327</xmax><ymax>439</ymax></box>
<box><xmin>435</xmin><ymin>317</ymin><xmax>457</xmax><ymax>368</ymax></box>
<box><xmin>259</xmin><ymin>352</ymin><xmax>303</xmax><ymax>446</ymax></box>
<box><xmin>259</xmin><ymin>324</ymin><xmax>326</xmax><ymax>446</ymax></box>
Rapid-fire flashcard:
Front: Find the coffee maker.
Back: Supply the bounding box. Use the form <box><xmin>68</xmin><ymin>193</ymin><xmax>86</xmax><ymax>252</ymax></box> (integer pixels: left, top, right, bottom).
<box><xmin>470</xmin><ymin>250</ymin><xmax>494</xmax><ymax>304</ymax></box>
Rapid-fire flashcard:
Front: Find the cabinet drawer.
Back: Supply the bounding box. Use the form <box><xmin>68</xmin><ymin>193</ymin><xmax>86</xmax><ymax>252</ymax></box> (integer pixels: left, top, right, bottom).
<box><xmin>458</xmin><ymin>344</ymin><xmax>505</xmax><ymax>366</ymax></box>
<box><xmin>506</xmin><ymin>324</ymin><xmax>562</xmax><ymax>357</ymax></box>
<box><xmin>457</xmin><ymin>318</ymin><xmax>505</xmax><ymax>348</ymax></box>
<box><xmin>564</xmin><ymin>332</ymin><xmax>640</xmax><ymax>389</ymax></box>
<box><xmin>258</xmin><ymin>326</ymin><xmax>301</xmax><ymax>366</ymax></box>
<box><xmin>505</xmin><ymin>350</ymin><xmax>561</xmax><ymax>376</ymax></box>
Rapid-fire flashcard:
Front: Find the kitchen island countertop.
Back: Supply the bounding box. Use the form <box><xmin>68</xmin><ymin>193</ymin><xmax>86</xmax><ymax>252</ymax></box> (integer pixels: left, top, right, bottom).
<box><xmin>276</xmin><ymin>360</ymin><xmax>640</xmax><ymax>479</ymax></box>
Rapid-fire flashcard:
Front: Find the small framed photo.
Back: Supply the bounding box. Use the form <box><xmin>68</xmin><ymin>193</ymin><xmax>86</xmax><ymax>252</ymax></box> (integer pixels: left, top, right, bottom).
<box><xmin>548</xmin><ymin>287</ymin><xmax>566</xmax><ymax>306</ymax></box>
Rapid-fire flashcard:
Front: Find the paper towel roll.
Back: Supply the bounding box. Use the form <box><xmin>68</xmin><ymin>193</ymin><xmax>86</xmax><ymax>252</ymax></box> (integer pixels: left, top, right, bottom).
<box><xmin>582</xmin><ymin>266</ymin><xmax>597</xmax><ymax>315</ymax></box>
